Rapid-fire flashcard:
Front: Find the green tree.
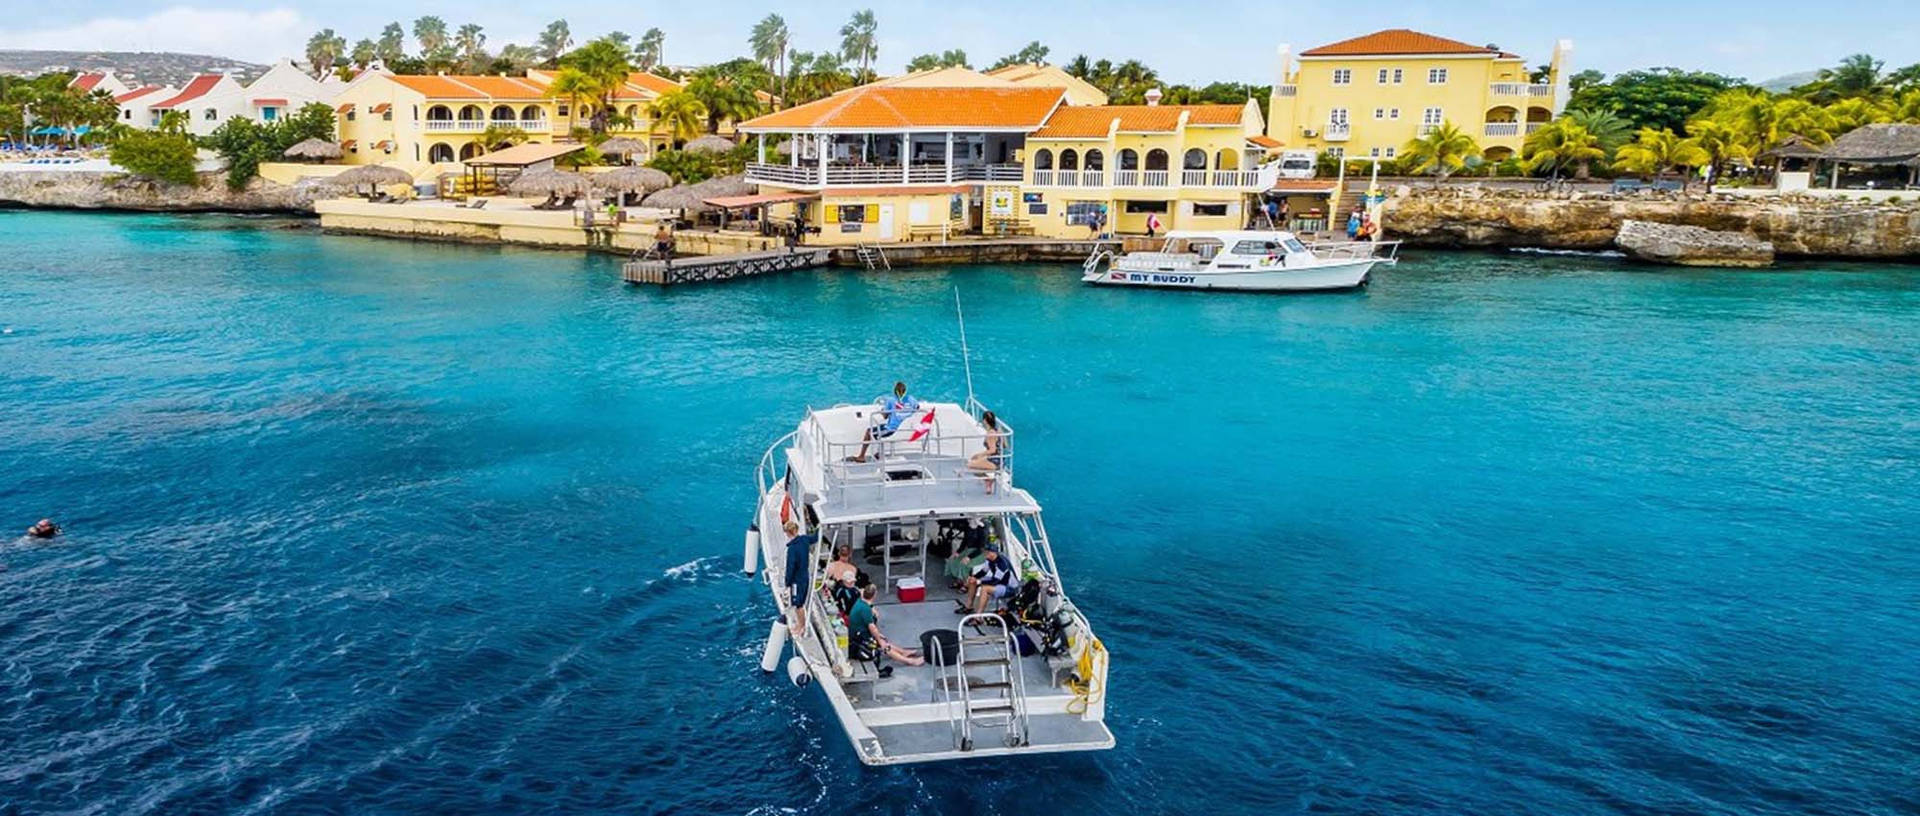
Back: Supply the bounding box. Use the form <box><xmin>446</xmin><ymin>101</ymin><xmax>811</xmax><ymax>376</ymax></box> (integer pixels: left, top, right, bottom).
<box><xmin>455</xmin><ymin>24</ymin><xmax>488</xmax><ymax>72</ymax></box>
<box><xmin>474</xmin><ymin>123</ymin><xmax>528</xmax><ymax>154</ymax></box>
<box><xmin>496</xmin><ymin>44</ymin><xmax>539</xmax><ymax>73</ymax></box>
<box><xmin>305</xmin><ymin>29</ymin><xmax>347</xmax><ymax>78</ymax></box>
<box><xmin>647</xmin><ymin>148</ymin><xmax>719</xmax><ymax>184</ymax></box>
<box><xmin>537</xmin><ymin>20</ymin><xmax>573</xmax><ymax>66</ymax></box>
<box><xmin>648</xmin><ymin>91</ymin><xmax>708</xmax><ymax>147</ymax></box>
<box><xmin>839</xmin><ymin>10</ymin><xmax>879</xmax><ymax>82</ymax></box>
<box><xmin>989</xmin><ymin>42</ymin><xmax>1050</xmax><ymax>71</ymax></box>
<box><xmin>1523</xmin><ymin>118</ymin><xmax>1606</xmax><ymax>179</ymax></box>
<box><xmin>634</xmin><ymin>28</ymin><xmax>665</xmax><ymax>70</ymax></box>
<box><xmin>750</xmin><ymin>14</ymin><xmax>790</xmax><ymax>103</ymax></box>
<box><xmin>1565</xmin><ymin>108</ymin><xmax>1633</xmax><ymax>155</ymax></box>
<box><xmin>350</xmin><ymin>39</ymin><xmax>377</xmax><ymax>70</ymax></box>
<box><xmin>544</xmin><ymin>67</ymin><xmax>595</xmax><ymax>133</ymax></box>
<box><xmin>412</xmin><ymin>16</ymin><xmax>453</xmax><ymax>68</ymax></box>
<box><xmin>560</xmin><ymin>37</ymin><xmax>635</xmax><ymax>133</ymax></box>
<box><xmin>109</xmin><ymin>129</ymin><xmax>198</xmax><ymax>185</ymax></box>
<box><xmin>375</xmin><ymin>22</ymin><xmax>407</xmax><ymax>65</ymax></box>
<box><xmin>784</xmin><ymin>51</ymin><xmax>852</xmax><ymax>105</ymax></box>
<box><xmin>686</xmin><ymin>68</ymin><xmax>764</xmax><ymax>133</ymax></box>
<box><xmin>906</xmin><ymin>50</ymin><xmax>970</xmax><ymax>72</ymax></box>
<box><xmin>1794</xmin><ymin>53</ymin><xmax>1885</xmax><ymax>103</ymax></box>
<box><xmin>1683</xmin><ymin>117</ymin><xmax>1749</xmax><ymax>188</ymax></box>
<box><xmin>1567</xmin><ymin>68</ymin><xmax>1746</xmax><ymax>133</ymax></box>
<box><xmin>1824</xmin><ymin>96</ymin><xmax>1891</xmax><ymax>131</ymax></box>
<box><xmin>1613</xmin><ymin>127</ymin><xmax>1709</xmax><ymax>187</ymax></box>
<box><xmin>1401</xmin><ymin>121</ymin><xmax>1481</xmax><ymax>180</ymax></box>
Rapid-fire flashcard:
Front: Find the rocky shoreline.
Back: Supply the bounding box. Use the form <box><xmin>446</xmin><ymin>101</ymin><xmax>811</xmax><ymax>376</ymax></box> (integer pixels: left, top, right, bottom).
<box><xmin>1383</xmin><ymin>184</ymin><xmax>1920</xmax><ymax>262</ymax></box>
<box><xmin>0</xmin><ymin>170</ymin><xmax>321</xmax><ymax>214</ymax></box>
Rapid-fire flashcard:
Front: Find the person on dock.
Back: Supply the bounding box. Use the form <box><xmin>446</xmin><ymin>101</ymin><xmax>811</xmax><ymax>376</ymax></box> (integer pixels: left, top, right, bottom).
<box><xmin>851</xmin><ymin>382</ymin><xmax>920</xmax><ymax>463</ymax></box>
<box><xmin>25</xmin><ymin>519</ymin><xmax>60</xmax><ymax>539</ymax></box>
<box><xmin>1145</xmin><ymin>212</ymin><xmax>1162</xmax><ymax>238</ymax></box>
<box><xmin>653</xmin><ymin>224</ymin><xmax>674</xmax><ymax>260</ymax></box>
<box><xmin>1346</xmin><ymin>208</ymin><xmax>1363</xmax><ymax>240</ymax></box>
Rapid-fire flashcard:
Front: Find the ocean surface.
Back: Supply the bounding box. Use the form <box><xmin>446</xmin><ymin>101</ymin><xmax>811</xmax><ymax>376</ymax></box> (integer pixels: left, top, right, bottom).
<box><xmin>2</xmin><ymin>210</ymin><xmax>1917</xmax><ymax>815</ymax></box>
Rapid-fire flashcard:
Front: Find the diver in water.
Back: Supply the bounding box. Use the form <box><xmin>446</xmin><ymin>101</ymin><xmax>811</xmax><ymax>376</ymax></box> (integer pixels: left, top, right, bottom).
<box><xmin>26</xmin><ymin>519</ymin><xmax>60</xmax><ymax>539</ymax></box>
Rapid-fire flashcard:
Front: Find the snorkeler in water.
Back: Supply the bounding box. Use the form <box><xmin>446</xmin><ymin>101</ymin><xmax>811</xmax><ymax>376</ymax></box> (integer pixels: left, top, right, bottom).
<box><xmin>26</xmin><ymin>519</ymin><xmax>60</xmax><ymax>539</ymax></box>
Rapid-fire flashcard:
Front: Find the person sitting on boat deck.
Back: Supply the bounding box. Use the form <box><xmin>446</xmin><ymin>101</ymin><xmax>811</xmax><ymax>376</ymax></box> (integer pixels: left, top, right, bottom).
<box><xmin>965</xmin><ymin>410</ymin><xmax>1008</xmax><ymax>494</ymax></box>
<box><xmin>848</xmin><ymin>584</ymin><xmax>925</xmax><ymax>674</ymax></box>
<box><xmin>822</xmin><ymin>542</ymin><xmax>863</xmax><ymax>587</ymax></box>
<box><xmin>26</xmin><ymin>518</ymin><xmax>60</xmax><ymax>539</ymax></box>
<box><xmin>850</xmin><ymin>381</ymin><xmax>920</xmax><ymax>463</ymax></box>
<box><xmin>782</xmin><ymin>520</ymin><xmax>818</xmax><ymax>628</ymax></box>
<box><xmin>959</xmin><ymin>546</ymin><xmax>1018</xmax><ymax>615</ymax></box>
<box><xmin>830</xmin><ymin>570</ymin><xmax>862</xmax><ymax>619</ymax></box>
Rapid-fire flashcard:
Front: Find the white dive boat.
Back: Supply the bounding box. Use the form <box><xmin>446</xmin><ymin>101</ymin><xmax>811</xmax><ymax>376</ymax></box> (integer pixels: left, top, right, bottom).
<box><xmin>1083</xmin><ymin>229</ymin><xmax>1400</xmax><ymax>292</ymax></box>
<box><xmin>746</xmin><ymin>397</ymin><xmax>1113</xmax><ymax>765</ymax></box>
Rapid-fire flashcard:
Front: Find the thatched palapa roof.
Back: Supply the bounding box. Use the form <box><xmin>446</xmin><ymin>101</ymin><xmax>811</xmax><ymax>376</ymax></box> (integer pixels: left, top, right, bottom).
<box><xmin>1820</xmin><ymin>123</ymin><xmax>1920</xmax><ymax>165</ymax></box>
<box><xmin>683</xmin><ymin>135</ymin><xmax>737</xmax><ymax>154</ymax></box>
<box><xmin>283</xmin><ymin>138</ymin><xmax>343</xmax><ymax>161</ymax></box>
<box><xmin>326</xmin><ymin>164</ymin><xmax>414</xmax><ymax>187</ymax></box>
<box><xmin>596</xmin><ymin>137</ymin><xmax>649</xmax><ymax>156</ymax></box>
<box><xmin>589</xmin><ymin>165</ymin><xmax>672</xmax><ymax>194</ymax></box>
<box><xmin>642</xmin><ymin>174</ymin><xmax>756</xmax><ymax>214</ymax></box>
<box><xmin>1758</xmin><ymin>135</ymin><xmax>1825</xmax><ymax>161</ymax></box>
<box><xmin>508</xmin><ymin>168</ymin><xmax>593</xmax><ymax>196</ymax></box>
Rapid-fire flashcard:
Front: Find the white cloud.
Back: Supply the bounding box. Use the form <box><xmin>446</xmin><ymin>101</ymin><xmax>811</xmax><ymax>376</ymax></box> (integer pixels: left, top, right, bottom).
<box><xmin>0</xmin><ymin>6</ymin><xmax>310</xmax><ymax>64</ymax></box>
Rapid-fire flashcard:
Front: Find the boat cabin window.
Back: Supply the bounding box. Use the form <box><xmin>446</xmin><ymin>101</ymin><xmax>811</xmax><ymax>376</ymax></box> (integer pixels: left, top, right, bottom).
<box><xmin>1169</xmin><ymin>238</ymin><xmax>1224</xmax><ymax>259</ymax></box>
<box><xmin>1282</xmin><ymin>237</ymin><xmax>1308</xmax><ymax>253</ymax></box>
<box><xmin>1230</xmin><ymin>240</ymin><xmax>1284</xmax><ymax>256</ymax></box>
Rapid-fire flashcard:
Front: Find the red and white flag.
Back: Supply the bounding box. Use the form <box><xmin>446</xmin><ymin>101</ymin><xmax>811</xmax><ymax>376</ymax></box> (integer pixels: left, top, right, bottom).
<box><xmin>905</xmin><ymin>408</ymin><xmax>936</xmax><ymax>442</ymax></box>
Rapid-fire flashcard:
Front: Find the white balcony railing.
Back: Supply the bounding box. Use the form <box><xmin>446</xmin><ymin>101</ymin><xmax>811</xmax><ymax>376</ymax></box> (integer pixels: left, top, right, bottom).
<box><xmin>1081</xmin><ymin>170</ymin><xmax>1103</xmax><ymax>187</ymax></box>
<box><xmin>1112</xmin><ymin>170</ymin><xmax>1138</xmax><ymax>186</ymax></box>
<box><xmin>1141</xmin><ymin>170</ymin><xmax>1170</xmax><ymax>186</ymax></box>
<box><xmin>1491</xmin><ymin>82</ymin><xmax>1555</xmax><ymax>98</ymax></box>
<box><xmin>1484</xmin><ymin>122</ymin><xmax>1521</xmax><ymax>137</ymax></box>
<box><xmin>1324</xmin><ymin>123</ymin><xmax>1351</xmax><ymax>141</ymax></box>
<box><xmin>1529</xmin><ymin>83</ymin><xmax>1553</xmax><ymax>97</ymax></box>
<box><xmin>1526</xmin><ymin>122</ymin><xmax>1546</xmax><ymax>134</ymax></box>
<box><xmin>746</xmin><ymin>162</ymin><xmax>1024</xmax><ymax>187</ymax></box>
<box><xmin>1275</xmin><ymin>85</ymin><xmax>1297</xmax><ymax>97</ymax></box>
<box><xmin>1056</xmin><ymin>170</ymin><xmax>1079</xmax><ymax>186</ymax></box>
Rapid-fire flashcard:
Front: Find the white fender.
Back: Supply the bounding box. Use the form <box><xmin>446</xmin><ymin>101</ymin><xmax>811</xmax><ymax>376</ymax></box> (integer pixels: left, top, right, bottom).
<box><xmin>786</xmin><ymin>655</ymin><xmax>812</xmax><ymax>687</ymax></box>
<box><xmin>743</xmin><ymin>525</ymin><xmax>760</xmax><ymax>575</ymax></box>
<box><xmin>758</xmin><ymin>619</ymin><xmax>787</xmax><ymax>673</ymax></box>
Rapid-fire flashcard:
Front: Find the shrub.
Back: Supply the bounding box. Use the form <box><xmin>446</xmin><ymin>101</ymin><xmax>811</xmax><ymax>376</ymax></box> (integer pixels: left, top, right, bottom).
<box><xmin>108</xmin><ymin>129</ymin><xmax>198</xmax><ymax>185</ymax></box>
<box><xmin>202</xmin><ymin>102</ymin><xmax>337</xmax><ymax>189</ymax></box>
<box><xmin>647</xmin><ymin>149</ymin><xmax>718</xmax><ymax>184</ymax></box>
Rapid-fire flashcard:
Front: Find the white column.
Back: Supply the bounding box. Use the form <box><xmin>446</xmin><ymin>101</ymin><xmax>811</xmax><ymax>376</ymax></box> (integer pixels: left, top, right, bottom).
<box><xmin>945</xmin><ymin>132</ymin><xmax>955</xmax><ymax>182</ymax></box>
<box><xmin>789</xmin><ymin>132</ymin><xmax>798</xmax><ymax>167</ymax></box>
<box><xmin>818</xmin><ymin>133</ymin><xmax>828</xmax><ymax>184</ymax></box>
<box><xmin>902</xmin><ymin>133</ymin><xmax>911</xmax><ymax>183</ymax></box>
<box><xmin>757</xmin><ymin>132</ymin><xmax>765</xmax><ymax>164</ymax></box>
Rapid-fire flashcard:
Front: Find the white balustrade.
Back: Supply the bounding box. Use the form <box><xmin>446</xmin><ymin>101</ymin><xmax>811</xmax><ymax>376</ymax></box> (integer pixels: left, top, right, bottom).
<box><xmin>1113</xmin><ymin>170</ymin><xmax>1139</xmax><ymax>187</ymax></box>
<box><xmin>1484</xmin><ymin>122</ymin><xmax>1521</xmax><ymax>137</ymax></box>
<box><xmin>1141</xmin><ymin>170</ymin><xmax>1170</xmax><ymax>186</ymax></box>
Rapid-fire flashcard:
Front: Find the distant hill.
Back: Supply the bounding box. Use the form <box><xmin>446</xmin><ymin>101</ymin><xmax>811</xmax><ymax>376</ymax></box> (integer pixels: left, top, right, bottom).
<box><xmin>1758</xmin><ymin>70</ymin><xmax>1819</xmax><ymax>93</ymax></box>
<box><xmin>0</xmin><ymin>50</ymin><xmax>267</xmax><ymax>87</ymax></box>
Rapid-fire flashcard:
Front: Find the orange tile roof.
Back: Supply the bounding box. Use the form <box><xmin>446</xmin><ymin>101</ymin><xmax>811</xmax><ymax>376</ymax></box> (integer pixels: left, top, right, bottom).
<box><xmin>71</xmin><ymin>73</ymin><xmax>106</xmax><ymax>92</ymax></box>
<box><xmin>1300</xmin><ymin>29</ymin><xmax>1503</xmax><ymax>57</ymax></box>
<box><xmin>369</xmin><ymin>103</ymin><xmax>391</xmax><ymax>114</ymax></box>
<box><xmin>336</xmin><ymin>102</ymin><xmax>354</xmax><ymax>113</ymax></box>
<box><xmin>115</xmin><ymin>85</ymin><xmax>165</xmax><ymax>103</ymax></box>
<box><xmin>1030</xmin><ymin>104</ymin><xmax>1245</xmax><ymax>138</ymax></box>
<box><xmin>388</xmin><ymin>74</ymin><xmax>547</xmax><ymax>100</ymax></box>
<box><xmin>622</xmin><ymin>72</ymin><xmax>681</xmax><ymax>97</ymax></box>
<box><xmin>742</xmin><ymin>86</ymin><xmax>1064</xmax><ymax>131</ymax></box>
<box><xmin>150</xmin><ymin>74</ymin><xmax>224</xmax><ymax>109</ymax></box>
<box><xmin>1247</xmin><ymin>134</ymin><xmax>1284</xmax><ymax>149</ymax></box>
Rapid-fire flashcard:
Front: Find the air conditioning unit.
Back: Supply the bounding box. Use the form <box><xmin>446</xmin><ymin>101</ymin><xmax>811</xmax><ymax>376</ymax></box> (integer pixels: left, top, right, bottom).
<box><xmin>1301</xmin><ymin>127</ymin><xmax>1319</xmax><ymax>137</ymax></box>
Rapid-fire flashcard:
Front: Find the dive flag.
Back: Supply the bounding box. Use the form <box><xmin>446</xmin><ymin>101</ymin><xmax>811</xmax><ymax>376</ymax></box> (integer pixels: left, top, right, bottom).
<box><xmin>905</xmin><ymin>408</ymin><xmax>936</xmax><ymax>442</ymax></box>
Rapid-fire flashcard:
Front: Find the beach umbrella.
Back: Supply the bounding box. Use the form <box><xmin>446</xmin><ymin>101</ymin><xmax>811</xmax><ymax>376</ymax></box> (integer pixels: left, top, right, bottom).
<box><xmin>683</xmin><ymin>135</ymin><xmax>736</xmax><ymax>154</ymax></box>
<box><xmin>689</xmin><ymin>173</ymin><xmax>755</xmax><ymax>199</ymax></box>
<box><xmin>283</xmin><ymin>138</ymin><xmax>343</xmax><ymax>162</ymax></box>
<box><xmin>590</xmin><ymin>165</ymin><xmax>672</xmax><ymax>195</ymax></box>
<box><xmin>507</xmin><ymin>168</ymin><xmax>593</xmax><ymax>197</ymax></box>
<box><xmin>324</xmin><ymin>163</ymin><xmax>414</xmax><ymax>190</ymax></box>
<box><xmin>596</xmin><ymin>137</ymin><xmax>649</xmax><ymax>156</ymax></box>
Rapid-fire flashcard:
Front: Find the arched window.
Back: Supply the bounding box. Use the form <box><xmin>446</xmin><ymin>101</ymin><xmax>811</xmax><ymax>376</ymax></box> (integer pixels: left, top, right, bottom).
<box><xmin>1144</xmin><ymin>149</ymin><xmax>1168</xmax><ymax>170</ymax></box>
<box><xmin>1032</xmin><ymin>149</ymin><xmax>1053</xmax><ymax>170</ymax></box>
<box><xmin>625</xmin><ymin>104</ymin><xmax>641</xmax><ymax>119</ymax></box>
<box><xmin>428</xmin><ymin>143</ymin><xmax>454</xmax><ymax>163</ymax></box>
<box><xmin>426</xmin><ymin>105</ymin><xmax>453</xmax><ymax>121</ymax></box>
<box><xmin>520</xmin><ymin>104</ymin><xmax>542</xmax><ymax>121</ymax></box>
<box><xmin>1119</xmin><ymin>149</ymin><xmax>1138</xmax><ymax>170</ymax></box>
<box><xmin>1084</xmin><ymin>149</ymin><xmax>1104</xmax><ymax>171</ymax></box>
<box><xmin>1183</xmin><ymin>148</ymin><xmax>1207</xmax><ymax>169</ymax></box>
<box><xmin>458</xmin><ymin>104</ymin><xmax>484</xmax><ymax>121</ymax></box>
<box><xmin>1215</xmin><ymin>149</ymin><xmax>1238</xmax><ymax>170</ymax></box>
<box><xmin>459</xmin><ymin>142</ymin><xmax>482</xmax><ymax>160</ymax></box>
<box><xmin>203</xmin><ymin>107</ymin><xmax>217</xmax><ymax>121</ymax></box>
<box><xmin>490</xmin><ymin>105</ymin><xmax>515</xmax><ymax>121</ymax></box>
<box><xmin>1059</xmin><ymin>149</ymin><xmax>1078</xmax><ymax>171</ymax></box>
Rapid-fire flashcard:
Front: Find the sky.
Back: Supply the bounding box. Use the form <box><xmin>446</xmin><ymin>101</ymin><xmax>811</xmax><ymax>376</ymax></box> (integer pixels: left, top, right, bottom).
<box><xmin>3</xmin><ymin>2</ymin><xmax>1918</xmax><ymax>86</ymax></box>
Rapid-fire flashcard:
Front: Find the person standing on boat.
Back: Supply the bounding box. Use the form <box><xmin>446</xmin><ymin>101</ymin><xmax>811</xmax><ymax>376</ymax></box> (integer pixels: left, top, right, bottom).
<box><xmin>851</xmin><ymin>382</ymin><xmax>920</xmax><ymax>463</ymax></box>
<box><xmin>782</xmin><ymin>520</ymin><xmax>818</xmax><ymax>629</ymax></box>
<box><xmin>1346</xmin><ymin>208</ymin><xmax>1363</xmax><ymax>240</ymax></box>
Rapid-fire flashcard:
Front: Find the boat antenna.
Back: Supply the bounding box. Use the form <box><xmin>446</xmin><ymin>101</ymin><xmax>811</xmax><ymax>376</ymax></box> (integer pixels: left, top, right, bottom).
<box><xmin>954</xmin><ymin>286</ymin><xmax>977</xmax><ymax>410</ymax></box>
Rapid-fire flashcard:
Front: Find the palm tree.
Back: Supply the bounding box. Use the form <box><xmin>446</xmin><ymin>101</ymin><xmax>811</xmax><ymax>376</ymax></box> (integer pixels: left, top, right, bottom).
<box><xmin>750</xmin><ymin>14</ymin><xmax>790</xmax><ymax>102</ymax></box>
<box><xmin>1894</xmin><ymin>89</ymin><xmax>1920</xmax><ymax>122</ymax></box>
<box><xmin>350</xmin><ymin>39</ymin><xmax>377</xmax><ymax>70</ymax></box>
<box><xmin>686</xmin><ymin>70</ymin><xmax>764</xmax><ymax>133</ymax></box>
<box><xmin>634</xmin><ymin>29</ymin><xmax>665</xmax><ymax>71</ymax></box>
<box><xmin>1564</xmin><ymin>109</ymin><xmax>1632</xmax><ymax>155</ymax></box>
<box><xmin>648</xmin><ymin>91</ymin><xmax>708</xmax><ymax>147</ymax></box>
<box><xmin>305</xmin><ymin>29</ymin><xmax>347</xmax><ymax>78</ymax></box>
<box><xmin>560</xmin><ymin>37</ymin><xmax>634</xmax><ymax>133</ymax></box>
<box><xmin>474</xmin><ymin>123</ymin><xmax>529</xmax><ymax>154</ymax></box>
<box><xmin>376</xmin><ymin>22</ymin><xmax>407</xmax><ymax>65</ymax></box>
<box><xmin>1064</xmin><ymin>55</ymin><xmax>1092</xmax><ymax>79</ymax></box>
<box><xmin>1613</xmin><ymin>128</ymin><xmax>1709</xmax><ymax>188</ymax></box>
<box><xmin>413</xmin><ymin>16</ymin><xmax>453</xmax><ymax>68</ymax></box>
<box><xmin>1401</xmin><ymin>121</ymin><xmax>1480</xmax><ymax>180</ymax></box>
<box><xmin>545</xmin><ymin>68</ymin><xmax>595</xmax><ymax>133</ymax></box>
<box><xmin>1683</xmin><ymin>118</ymin><xmax>1749</xmax><ymax>189</ymax></box>
<box><xmin>537</xmin><ymin>20</ymin><xmax>572</xmax><ymax>66</ymax></box>
<box><xmin>907</xmin><ymin>50</ymin><xmax>970</xmax><ymax>72</ymax></box>
<box><xmin>1823</xmin><ymin>96</ymin><xmax>1891</xmax><ymax>132</ymax></box>
<box><xmin>839</xmin><ymin>10</ymin><xmax>878</xmax><ymax>82</ymax></box>
<box><xmin>1522</xmin><ymin>119</ymin><xmax>1606</xmax><ymax>179</ymax></box>
<box><xmin>455</xmin><ymin>24</ymin><xmax>488</xmax><ymax>71</ymax></box>
<box><xmin>1815</xmin><ymin>53</ymin><xmax>1886</xmax><ymax>101</ymax></box>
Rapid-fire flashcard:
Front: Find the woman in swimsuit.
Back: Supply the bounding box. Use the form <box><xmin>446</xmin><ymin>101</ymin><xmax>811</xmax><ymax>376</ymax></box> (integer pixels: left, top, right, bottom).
<box><xmin>966</xmin><ymin>411</ymin><xmax>1007</xmax><ymax>494</ymax></box>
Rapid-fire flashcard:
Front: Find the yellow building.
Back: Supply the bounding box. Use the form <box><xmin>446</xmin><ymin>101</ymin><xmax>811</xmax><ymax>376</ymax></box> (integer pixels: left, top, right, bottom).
<box><xmin>329</xmin><ymin>69</ymin><xmax>711</xmax><ymax>174</ymax></box>
<box><xmin>1267</xmin><ymin>29</ymin><xmax>1573</xmax><ymax>163</ymax></box>
<box><xmin>736</xmin><ymin>70</ymin><xmax>1283</xmax><ymax>244</ymax></box>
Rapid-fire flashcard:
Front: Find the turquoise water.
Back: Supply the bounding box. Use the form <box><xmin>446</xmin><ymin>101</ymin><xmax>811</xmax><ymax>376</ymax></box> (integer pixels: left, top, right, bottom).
<box><xmin>3</xmin><ymin>210</ymin><xmax>1918</xmax><ymax>815</ymax></box>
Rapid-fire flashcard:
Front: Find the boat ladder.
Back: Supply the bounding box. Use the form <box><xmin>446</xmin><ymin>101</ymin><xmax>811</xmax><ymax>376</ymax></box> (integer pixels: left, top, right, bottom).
<box><xmin>944</xmin><ymin>613</ymin><xmax>1031</xmax><ymax>751</ymax></box>
<box><xmin>855</xmin><ymin>243</ymin><xmax>891</xmax><ymax>271</ymax></box>
<box><xmin>1082</xmin><ymin>247</ymin><xmax>1113</xmax><ymax>277</ymax></box>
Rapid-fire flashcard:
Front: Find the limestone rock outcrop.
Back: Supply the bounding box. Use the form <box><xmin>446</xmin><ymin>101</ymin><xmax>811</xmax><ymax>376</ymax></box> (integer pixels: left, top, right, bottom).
<box><xmin>1614</xmin><ymin>220</ymin><xmax>1775</xmax><ymax>267</ymax></box>
<box><xmin>0</xmin><ymin>170</ymin><xmax>319</xmax><ymax>213</ymax></box>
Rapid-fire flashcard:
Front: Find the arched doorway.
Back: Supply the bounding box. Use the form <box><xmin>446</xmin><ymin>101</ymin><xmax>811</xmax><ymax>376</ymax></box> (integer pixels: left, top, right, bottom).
<box><xmin>1145</xmin><ymin>149</ymin><xmax>1168</xmax><ymax>171</ymax></box>
<box><xmin>426</xmin><ymin>105</ymin><xmax>453</xmax><ymax>122</ymax></box>
<box><xmin>459</xmin><ymin>142</ymin><xmax>482</xmax><ymax>160</ymax></box>
<box><xmin>1215</xmin><ymin>149</ymin><xmax>1239</xmax><ymax>170</ymax></box>
<box><xmin>490</xmin><ymin>105</ymin><xmax>515</xmax><ymax>122</ymax></box>
<box><xmin>428</xmin><ymin>143</ymin><xmax>455</xmax><ymax>163</ymax></box>
<box><xmin>1059</xmin><ymin>149</ymin><xmax>1079</xmax><ymax>171</ymax></box>
<box><xmin>458</xmin><ymin>104</ymin><xmax>484</xmax><ymax>123</ymax></box>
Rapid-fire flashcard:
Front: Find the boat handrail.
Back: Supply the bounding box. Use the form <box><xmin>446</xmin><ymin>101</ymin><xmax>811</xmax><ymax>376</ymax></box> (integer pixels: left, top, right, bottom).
<box><xmin>1304</xmin><ymin>239</ymin><xmax>1402</xmax><ymax>263</ymax></box>
<box><xmin>801</xmin><ymin>406</ymin><xmax>1016</xmax><ymax>501</ymax></box>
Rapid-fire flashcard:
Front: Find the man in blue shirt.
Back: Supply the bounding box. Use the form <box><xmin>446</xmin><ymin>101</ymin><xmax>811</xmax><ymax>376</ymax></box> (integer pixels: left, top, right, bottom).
<box><xmin>851</xmin><ymin>381</ymin><xmax>920</xmax><ymax>462</ymax></box>
<box><xmin>782</xmin><ymin>520</ymin><xmax>817</xmax><ymax>627</ymax></box>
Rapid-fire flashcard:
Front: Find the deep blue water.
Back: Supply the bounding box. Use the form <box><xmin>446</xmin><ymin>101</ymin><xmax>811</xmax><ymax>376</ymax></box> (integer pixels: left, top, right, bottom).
<box><xmin>3</xmin><ymin>210</ymin><xmax>1918</xmax><ymax>815</ymax></box>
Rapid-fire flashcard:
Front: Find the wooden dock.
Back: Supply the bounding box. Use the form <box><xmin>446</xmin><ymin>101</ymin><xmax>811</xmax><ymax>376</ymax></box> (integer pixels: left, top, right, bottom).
<box><xmin>622</xmin><ymin>247</ymin><xmax>831</xmax><ymax>286</ymax></box>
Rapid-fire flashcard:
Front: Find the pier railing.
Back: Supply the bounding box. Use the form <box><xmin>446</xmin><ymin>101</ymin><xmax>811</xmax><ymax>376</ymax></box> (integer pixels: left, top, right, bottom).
<box><xmin>746</xmin><ymin>162</ymin><xmax>1024</xmax><ymax>187</ymax></box>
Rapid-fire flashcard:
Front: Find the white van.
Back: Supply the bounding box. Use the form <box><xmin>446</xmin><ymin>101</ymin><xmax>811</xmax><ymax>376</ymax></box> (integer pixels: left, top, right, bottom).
<box><xmin>1277</xmin><ymin>150</ymin><xmax>1318</xmax><ymax>179</ymax></box>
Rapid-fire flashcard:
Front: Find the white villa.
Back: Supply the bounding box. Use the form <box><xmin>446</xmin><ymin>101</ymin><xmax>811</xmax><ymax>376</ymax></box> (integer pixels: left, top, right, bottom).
<box><xmin>126</xmin><ymin>61</ymin><xmax>341</xmax><ymax>135</ymax></box>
